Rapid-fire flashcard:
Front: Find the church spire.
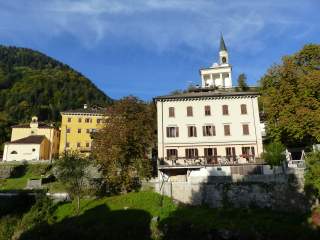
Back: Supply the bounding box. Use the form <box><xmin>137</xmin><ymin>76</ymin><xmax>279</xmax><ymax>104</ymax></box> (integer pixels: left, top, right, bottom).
<box><xmin>219</xmin><ymin>33</ymin><xmax>227</xmax><ymax>51</ymax></box>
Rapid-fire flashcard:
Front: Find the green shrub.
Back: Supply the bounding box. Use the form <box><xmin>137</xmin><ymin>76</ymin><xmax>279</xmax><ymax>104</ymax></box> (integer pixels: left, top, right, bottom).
<box><xmin>262</xmin><ymin>141</ymin><xmax>286</xmax><ymax>168</ymax></box>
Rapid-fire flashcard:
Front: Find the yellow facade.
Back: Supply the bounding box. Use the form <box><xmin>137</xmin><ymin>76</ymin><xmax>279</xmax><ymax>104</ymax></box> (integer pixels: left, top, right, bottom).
<box><xmin>10</xmin><ymin>117</ymin><xmax>60</xmax><ymax>159</ymax></box>
<box><xmin>59</xmin><ymin>107</ymin><xmax>105</xmax><ymax>154</ymax></box>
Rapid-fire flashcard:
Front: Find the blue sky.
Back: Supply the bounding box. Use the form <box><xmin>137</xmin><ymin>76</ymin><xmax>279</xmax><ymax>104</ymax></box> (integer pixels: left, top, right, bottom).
<box><xmin>0</xmin><ymin>0</ymin><xmax>319</xmax><ymax>101</ymax></box>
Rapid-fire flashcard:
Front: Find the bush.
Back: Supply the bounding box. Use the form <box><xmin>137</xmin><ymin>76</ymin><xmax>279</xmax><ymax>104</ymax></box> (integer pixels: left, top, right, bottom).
<box><xmin>305</xmin><ymin>150</ymin><xmax>320</xmax><ymax>201</ymax></box>
<box><xmin>262</xmin><ymin>141</ymin><xmax>286</xmax><ymax>168</ymax></box>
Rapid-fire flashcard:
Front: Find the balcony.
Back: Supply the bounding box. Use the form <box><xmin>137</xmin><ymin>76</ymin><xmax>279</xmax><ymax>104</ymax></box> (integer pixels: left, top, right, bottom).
<box><xmin>158</xmin><ymin>155</ymin><xmax>265</xmax><ymax>169</ymax></box>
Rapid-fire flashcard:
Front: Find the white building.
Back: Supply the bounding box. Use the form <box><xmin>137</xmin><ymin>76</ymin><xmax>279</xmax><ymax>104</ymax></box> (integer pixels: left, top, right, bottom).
<box><xmin>154</xmin><ymin>36</ymin><xmax>263</xmax><ymax>168</ymax></box>
<box><xmin>3</xmin><ymin>135</ymin><xmax>50</xmax><ymax>162</ymax></box>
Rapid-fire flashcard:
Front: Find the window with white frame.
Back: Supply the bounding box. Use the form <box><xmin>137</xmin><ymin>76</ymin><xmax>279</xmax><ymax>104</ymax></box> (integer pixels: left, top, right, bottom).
<box><xmin>166</xmin><ymin>126</ymin><xmax>179</xmax><ymax>138</ymax></box>
<box><xmin>203</xmin><ymin>125</ymin><xmax>215</xmax><ymax>136</ymax></box>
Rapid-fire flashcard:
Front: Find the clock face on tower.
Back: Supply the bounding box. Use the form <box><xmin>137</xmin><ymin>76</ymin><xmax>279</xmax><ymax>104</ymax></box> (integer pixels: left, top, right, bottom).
<box><xmin>222</xmin><ymin>57</ymin><xmax>227</xmax><ymax>64</ymax></box>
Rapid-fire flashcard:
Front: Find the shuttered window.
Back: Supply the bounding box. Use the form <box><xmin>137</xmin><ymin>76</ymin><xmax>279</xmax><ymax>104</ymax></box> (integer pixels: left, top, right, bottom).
<box><xmin>203</xmin><ymin>125</ymin><xmax>215</xmax><ymax>136</ymax></box>
<box><xmin>222</xmin><ymin>105</ymin><xmax>229</xmax><ymax>115</ymax></box>
<box><xmin>188</xmin><ymin>126</ymin><xmax>197</xmax><ymax>137</ymax></box>
<box><xmin>167</xmin><ymin>149</ymin><xmax>178</xmax><ymax>159</ymax></box>
<box><xmin>204</xmin><ymin>106</ymin><xmax>211</xmax><ymax>116</ymax></box>
<box><xmin>242</xmin><ymin>124</ymin><xmax>249</xmax><ymax>135</ymax></box>
<box><xmin>224</xmin><ymin>125</ymin><xmax>230</xmax><ymax>136</ymax></box>
<box><xmin>169</xmin><ymin>107</ymin><xmax>175</xmax><ymax>117</ymax></box>
<box><xmin>185</xmin><ymin>148</ymin><xmax>198</xmax><ymax>158</ymax></box>
<box><xmin>187</xmin><ymin>106</ymin><xmax>193</xmax><ymax>117</ymax></box>
<box><xmin>241</xmin><ymin>104</ymin><xmax>247</xmax><ymax>114</ymax></box>
<box><xmin>166</xmin><ymin>127</ymin><xmax>179</xmax><ymax>137</ymax></box>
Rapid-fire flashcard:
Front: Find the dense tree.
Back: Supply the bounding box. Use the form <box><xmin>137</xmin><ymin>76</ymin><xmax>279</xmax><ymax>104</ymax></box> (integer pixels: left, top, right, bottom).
<box><xmin>262</xmin><ymin>141</ymin><xmax>286</xmax><ymax>168</ymax></box>
<box><xmin>54</xmin><ymin>151</ymin><xmax>90</xmax><ymax>213</ymax></box>
<box><xmin>260</xmin><ymin>44</ymin><xmax>320</xmax><ymax>146</ymax></box>
<box><xmin>237</xmin><ymin>73</ymin><xmax>249</xmax><ymax>91</ymax></box>
<box><xmin>92</xmin><ymin>96</ymin><xmax>155</xmax><ymax>194</ymax></box>
<box><xmin>305</xmin><ymin>150</ymin><xmax>320</xmax><ymax>204</ymax></box>
<box><xmin>0</xmin><ymin>46</ymin><xmax>112</xmax><ymax>150</ymax></box>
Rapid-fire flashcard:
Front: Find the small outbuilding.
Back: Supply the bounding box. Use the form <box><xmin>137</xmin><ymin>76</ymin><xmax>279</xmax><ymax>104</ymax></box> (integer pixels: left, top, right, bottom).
<box><xmin>3</xmin><ymin>135</ymin><xmax>50</xmax><ymax>161</ymax></box>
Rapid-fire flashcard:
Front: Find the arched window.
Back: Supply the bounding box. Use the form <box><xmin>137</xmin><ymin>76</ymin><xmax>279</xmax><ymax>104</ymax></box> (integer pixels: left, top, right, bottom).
<box><xmin>10</xmin><ymin>151</ymin><xmax>18</xmax><ymax>154</ymax></box>
<box><xmin>222</xmin><ymin>57</ymin><xmax>227</xmax><ymax>64</ymax></box>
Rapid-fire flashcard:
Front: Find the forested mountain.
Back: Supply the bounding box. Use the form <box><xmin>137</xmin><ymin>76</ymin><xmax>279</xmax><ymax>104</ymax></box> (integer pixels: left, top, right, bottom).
<box><xmin>0</xmin><ymin>45</ymin><xmax>112</xmax><ymax>150</ymax></box>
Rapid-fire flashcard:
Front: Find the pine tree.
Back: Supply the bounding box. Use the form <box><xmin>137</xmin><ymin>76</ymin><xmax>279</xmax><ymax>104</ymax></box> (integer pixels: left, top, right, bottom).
<box><xmin>237</xmin><ymin>73</ymin><xmax>249</xmax><ymax>91</ymax></box>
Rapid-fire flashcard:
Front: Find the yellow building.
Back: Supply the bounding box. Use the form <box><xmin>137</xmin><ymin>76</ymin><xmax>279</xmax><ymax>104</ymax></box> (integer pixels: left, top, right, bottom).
<box><xmin>59</xmin><ymin>104</ymin><xmax>105</xmax><ymax>154</ymax></box>
<box><xmin>8</xmin><ymin>116</ymin><xmax>60</xmax><ymax>160</ymax></box>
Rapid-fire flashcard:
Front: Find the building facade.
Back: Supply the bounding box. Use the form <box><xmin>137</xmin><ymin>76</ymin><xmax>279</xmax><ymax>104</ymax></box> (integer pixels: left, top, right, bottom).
<box><xmin>8</xmin><ymin>116</ymin><xmax>60</xmax><ymax>160</ymax></box>
<box><xmin>59</xmin><ymin>104</ymin><xmax>105</xmax><ymax>154</ymax></box>
<box><xmin>3</xmin><ymin>135</ymin><xmax>50</xmax><ymax>161</ymax></box>
<box><xmin>155</xmin><ymin>36</ymin><xmax>263</xmax><ymax>167</ymax></box>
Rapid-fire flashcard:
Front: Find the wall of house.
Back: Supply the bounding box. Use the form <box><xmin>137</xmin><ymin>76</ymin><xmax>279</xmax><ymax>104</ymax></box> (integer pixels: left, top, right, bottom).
<box><xmin>59</xmin><ymin>113</ymin><xmax>105</xmax><ymax>154</ymax></box>
<box><xmin>11</xmin><ymin>127</ymin><xmax>60</xmax><ymax>158</ymax></box>
<box><xmin>157</xmin><ymin>95</ymin><xmax>263</xmax><ymax>160</ymax></box>
<box><xmin>39</xmin><ymin>138</ymin><xmax>50</xmax><ymax>160</ymax></box>
<box><xmin>3</xmin><ymin>144</ymin><xmax>41</xmax><ymax>161</ymax></box>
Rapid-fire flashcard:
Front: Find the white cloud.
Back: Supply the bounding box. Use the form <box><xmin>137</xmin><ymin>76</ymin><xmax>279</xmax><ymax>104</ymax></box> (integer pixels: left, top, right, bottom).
<box><xmin>0</xmin><ymin>0</ymin><xmax>317</xmax><ymax>52</ymax></box>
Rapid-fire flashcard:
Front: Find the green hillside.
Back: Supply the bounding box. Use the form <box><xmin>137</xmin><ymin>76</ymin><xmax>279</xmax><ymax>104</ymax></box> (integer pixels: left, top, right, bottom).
<box><xmin>0</xmin><ymin>45</ymin><xmax>112</xmax><ymax>150</ymax></box>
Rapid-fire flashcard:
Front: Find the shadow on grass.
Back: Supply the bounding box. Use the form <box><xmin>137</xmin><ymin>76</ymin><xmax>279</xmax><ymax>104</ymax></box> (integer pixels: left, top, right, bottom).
<box><xmin>19</xmin><ymin>204</ymin><xmax>152</xmax><ymax>240</ymax></box>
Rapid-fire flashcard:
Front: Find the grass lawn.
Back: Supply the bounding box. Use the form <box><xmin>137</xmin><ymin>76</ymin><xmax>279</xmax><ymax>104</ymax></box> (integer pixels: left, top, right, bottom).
<box><xmin>0</xmin><ymin>163</ymin><xmax>56</xmax><ymax>191</ymax></box>
<box><xmin>15</xmin><ymin>191</ymin><xmax>320</xmax><ymax>240</ymax></box>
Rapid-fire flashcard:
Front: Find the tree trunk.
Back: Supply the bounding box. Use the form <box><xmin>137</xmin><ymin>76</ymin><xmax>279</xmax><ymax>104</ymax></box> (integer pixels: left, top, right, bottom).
<box><xmin>77</xmin><ymin>196</ymin><xmax>80</xmax><ymax>215</ymax></box>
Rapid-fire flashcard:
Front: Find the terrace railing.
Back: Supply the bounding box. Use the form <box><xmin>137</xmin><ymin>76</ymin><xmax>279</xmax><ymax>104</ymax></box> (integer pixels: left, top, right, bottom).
<box><xmin>159</xmin><ymin>155</ymin><xmax>264</xmax><ymax>167</ymax></box>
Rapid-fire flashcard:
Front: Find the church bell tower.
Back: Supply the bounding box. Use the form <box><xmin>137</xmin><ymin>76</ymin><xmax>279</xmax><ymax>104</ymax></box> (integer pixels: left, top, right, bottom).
<box><xmin>200</xmin><ymin>34</ymin><xmax>232</xmax><ymax>88</ymax></box>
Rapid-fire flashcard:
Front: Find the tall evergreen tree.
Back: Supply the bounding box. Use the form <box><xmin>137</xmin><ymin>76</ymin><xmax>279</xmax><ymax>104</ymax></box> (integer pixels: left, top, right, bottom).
<box><xmin>237</xmin><ymin>73</ymin><xmax>249</xmax><ymax>91</ymax></box>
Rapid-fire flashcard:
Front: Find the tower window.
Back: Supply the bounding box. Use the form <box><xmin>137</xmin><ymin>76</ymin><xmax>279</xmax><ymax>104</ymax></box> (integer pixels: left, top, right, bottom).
<box><xmin>222</xmin><ymin>57</ymin><xmax>227</xmax><ymax>64</ymax></box>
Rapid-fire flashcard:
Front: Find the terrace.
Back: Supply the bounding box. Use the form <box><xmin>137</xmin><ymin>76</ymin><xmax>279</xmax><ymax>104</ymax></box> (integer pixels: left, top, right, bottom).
<box><xmin>158</xmin><ymin>155</ymin><xmax>265</xmax><ymax>169</ymax></box>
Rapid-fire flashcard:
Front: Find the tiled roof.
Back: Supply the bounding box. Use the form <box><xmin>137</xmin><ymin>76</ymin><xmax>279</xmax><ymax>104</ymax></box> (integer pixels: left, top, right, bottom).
<box><xmin>11</xmin><ymin>122</ymin><xmax>54</xmax><ymax>129</ymax></box>
<box><xmin>8</xmin><ymin>135</ymin><xmax>47</xmax><ymax>145</ymax></box>
<box><xmin>154</xmin><ymin>89</ymin><xmax>259</xmax><ymax>101</ymax></box>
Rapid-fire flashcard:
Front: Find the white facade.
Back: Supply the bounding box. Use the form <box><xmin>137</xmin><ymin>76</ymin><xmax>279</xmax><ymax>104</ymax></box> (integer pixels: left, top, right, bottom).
<box><xmin>3</xmin><ymin>144</ymin><xmax>42</xmax><ymax>161</ymax></box>
<box><xmin>156</xmin><ymin>93</ymin><xmax>263</xmax><ymax>164</ymax></box>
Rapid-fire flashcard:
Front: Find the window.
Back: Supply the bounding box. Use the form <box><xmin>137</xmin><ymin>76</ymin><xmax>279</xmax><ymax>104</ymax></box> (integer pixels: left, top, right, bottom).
<box><xmin>188</xmin><ymin>126</ymin><xmax>197</xmax><ymax>137</ymax></box>
<box><xmin>226</xmin><ymin>147</ymin><xmax>236</xmax><ymax>160</ymax></box>
<box><xmin>86</xmin><ymin>129</ymin><xmax>90</xmax><ymax>134</ymax></box>
<box><xmin>185</xmin><ymin>148</ymin><xmax>198</xmax><ymax>159</ymax></box>
<box><xmin>66</xmin><ymin>142</ymin><xmax>70</xmax><ymax>148</ymax></box>
<box><xmin>166</xmin><ymin>127</ymin><xmax>179</xmax><ymax>138</ymax></box>
<box><xmin>67</xmin><ymin>117</ymin><xmax>72</xmax><ymax>123</ymax></box>
<box><xmin>242</xmin><ymin>147</ymin><xmax>251</xmax><ymax>155</ymax></box>
<box><xmin>224</xmin><ymin>125</ymin><xmax>230</xmax><ymax>136</ymax></box>
<box><xmin>203</xmin><ymin>125</ymin><xmax>215</xmax><ymax>136</ymax></box>
<box><xmin>66</xmin><ymin>128</ymin><xmax>71</xmax><ymax>133</ymax></box>
<box><xmin>31</xmin><ymin>131</ymin><xmax>35</xmax><ymax>134</ymax></box>
<box><xmin>241</xmin><ymin>104</ymin><xmax>247</xmax><ymax>114</ymax></box>
<box><xmin>166</xmin><ymin>149</ymin><xmax>178</xmax><ymax>159</ymax></box>
<box><xmin>86</xmin><ymin>142</ymin><xmax>90</xmax><ymax>148</ymax></box>
<box><xmin>10</xmin><ymin>151</ymin><xmax>17</xmax><ymax>154</ymax></box>
<box><xmin>97</xmin><ymin>119</ymin><xmax>103</xmax><ymax>124</ymax></box>
<box><xmin>169</xmin><ymin>107</ymin><xmax>175</xmax><ymax>117</ymax></box>
<box><xmin>222</xmin><ymin>105</ymin><xmax>229</xmax><ymax>115</ymax></box>
<box><xmin>78</xmin><ymin>128</ymin><xmax>82</xmax><ymax>134</ymax></box>
<box><xmin>78</xmin><ymin>118</ymin><xmax>82</xmax><ymax>123</ymax></box>
<box><xmin>242</xmin><ymin>124</ymin><xmax>249</xmax><ymax>135</ymax></box>
<box><xmin>77</xmin><ymin>142</ymin><xmax>81</xmax><ymax>148</ymax></box>
<box><xmin>222</xmin><ymin>56</ymin><xmax>227</xmax><ymax>64</ymax></box>
<box><xmin>32</xmin><ymin>148</ymin><xmax>36</xmax><ymax>152</ymax></box>
<box><xmin>204</xmin><ymin>106</ymin><xmax>211</xmax><ymax>116</ymax></box>
<box><xmin>187</xmin><ymin>106</ymin><xmax>193</xmax><ymax>117</ymax></box>
<box><xmin>204</xmin><ymin>148</ymin><xmax>217</xmax><ymax>163</ymax></box>
<box><xmin>85</xmin><ymin>118</ymin><xmax>91</xmax><ymax>123</ymax></box>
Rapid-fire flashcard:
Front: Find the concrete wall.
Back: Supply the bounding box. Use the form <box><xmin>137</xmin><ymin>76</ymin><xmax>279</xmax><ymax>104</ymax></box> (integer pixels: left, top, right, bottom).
<box><xmin>155</xmin><ymin>172</ymin><xmax>308</xmax><ymax>212</ymax></box>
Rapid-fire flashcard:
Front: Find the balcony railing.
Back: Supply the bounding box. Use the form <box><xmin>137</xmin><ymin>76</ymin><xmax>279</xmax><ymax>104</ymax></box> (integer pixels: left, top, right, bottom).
<box><xmin>159</xmin><ymin>155</ymin><xmax>264</xmax><ymax>167</ymax></box>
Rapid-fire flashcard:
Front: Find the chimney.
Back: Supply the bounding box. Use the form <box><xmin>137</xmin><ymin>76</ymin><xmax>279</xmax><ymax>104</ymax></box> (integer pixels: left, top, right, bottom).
<box><xmin>84</xmin><ymin>104</ymin><xmax>88</xmax><ymax>109</ymax></box>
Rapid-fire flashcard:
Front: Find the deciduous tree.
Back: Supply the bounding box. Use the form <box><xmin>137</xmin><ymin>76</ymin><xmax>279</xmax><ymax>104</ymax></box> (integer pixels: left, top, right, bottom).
<box><xmin>92</xmin><ymin>96</ymin><xmax>155</xmax><ymax>194</ymax></box>
<box><xmin>260</xmin><ymin>44</ymin><xmax>320</xmax><ymax>146</ymax></box>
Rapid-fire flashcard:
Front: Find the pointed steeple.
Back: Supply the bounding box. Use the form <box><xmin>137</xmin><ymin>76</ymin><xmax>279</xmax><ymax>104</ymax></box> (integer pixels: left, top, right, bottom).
<box><xmin>219</xmin><ymin>33</ymin><xmax>227</xmax><ymax>51</ymax></box>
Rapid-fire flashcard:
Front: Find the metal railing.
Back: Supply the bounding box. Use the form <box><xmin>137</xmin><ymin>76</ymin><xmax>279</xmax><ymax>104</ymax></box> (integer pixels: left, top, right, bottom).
<box><xmin>159</xmin><ymin>155</ymin><xmax>263</xmax><ymax>167</ymax></box>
